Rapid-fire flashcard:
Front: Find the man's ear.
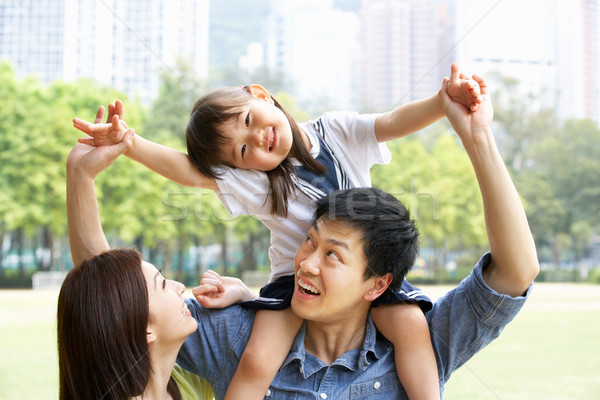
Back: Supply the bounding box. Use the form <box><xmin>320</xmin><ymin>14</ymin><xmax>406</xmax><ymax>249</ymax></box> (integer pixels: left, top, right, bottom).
<box><xmin>247</xmin><ymin>84</ymin><xmax>274</xmax><ymax>104</ymax></box>
<box><xmin>364</xmin><ymin>273</ymin><xmax>393</xmax><ymax>302</ymax></box>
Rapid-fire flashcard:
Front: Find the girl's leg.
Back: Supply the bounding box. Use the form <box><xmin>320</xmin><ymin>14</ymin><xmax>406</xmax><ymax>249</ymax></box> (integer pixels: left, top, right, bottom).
<box><xmin>371</xmin><ymin>303</ymin><xmax>440</xmax><ymax>400</ymax></box>
<box><xmin>225</xmin><ymin>308</ymin><xmax>303</xmax><ymax>400</ymax></box>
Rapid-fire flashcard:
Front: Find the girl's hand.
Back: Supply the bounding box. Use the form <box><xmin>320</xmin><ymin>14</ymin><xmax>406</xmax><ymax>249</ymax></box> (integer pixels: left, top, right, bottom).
<box><xmin>446</xmin><ymin>62</ymin><xmax>483</xmax><ymax>112</ymax></box>
<box><xmin>73</xmin><ymin>100</ymin><xmax>129</xmax><ymax>147</ymax></box>
<box><xmin>441</xmin><ymin>74</ymin><xmax>493</xmax><ymax>144</ymax></box>
<box><xmin>192</xmin><ymin>270</ymin><xmax>257</xmax><ymax>308</ymax></box>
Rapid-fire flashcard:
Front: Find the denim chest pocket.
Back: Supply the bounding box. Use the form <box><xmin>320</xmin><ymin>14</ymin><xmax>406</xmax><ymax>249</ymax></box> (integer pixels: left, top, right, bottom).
<box><xmin>349</xmin><ymin>372</ymin><xmax>406</xmax><ymax>399</ymax></box>
<box><xmin>263</xmin><ymin>387</ymin><xmax>298</xmax><ymax>400</ymax></box>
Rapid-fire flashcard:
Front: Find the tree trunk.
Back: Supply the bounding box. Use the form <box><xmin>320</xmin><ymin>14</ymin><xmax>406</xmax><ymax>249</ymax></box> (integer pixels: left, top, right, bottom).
<box><xmin>0</xmin><ymin>231</ymin><xmax>5</xmax><ymax>277</ymax></box>
<box><xmin>219</xmin><ymin>228</ymin><xmax>228</xmax><ymax>276</ymax></box>
<box><xmin>163</xmin><ymin>240</ymin><xmax>175</xmax><ymax>278</ymax></box>
<box><xmin>176</xmin><ymin>235</ymin><xmax>186</xmax><ymax>283</ymax></box>
<box><xmin>552</xmin><ymin>234</ymin><xmax>561</xmax><ymax>269</ymax></box>
<box><xmin>14</xmin><ymin>228</ymin><xmax>25</xmax><ymax>277</ymax></box>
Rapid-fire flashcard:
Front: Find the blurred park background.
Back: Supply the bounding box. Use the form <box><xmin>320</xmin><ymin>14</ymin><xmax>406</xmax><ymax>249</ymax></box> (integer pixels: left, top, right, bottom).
<box><xmin>1</xmin><ymin>0</ymin><xmax>600</xmax><ymax>398</ymax></box>
<box><xmin>2</xmin><ymin>283</ymin><xmax>599</xmax><ymax>399</ymax></box>
<box><xmin>1</xmin><ymin>0</ymin><xmax>599</xmax><ymax>289</ymax></box>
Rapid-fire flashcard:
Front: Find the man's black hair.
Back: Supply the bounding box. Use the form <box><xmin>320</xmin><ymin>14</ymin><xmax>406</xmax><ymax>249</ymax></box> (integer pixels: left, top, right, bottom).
<box><xmin>314</xmin><ymin>187</ymin><xmax>419</xmax><ymax>291</ymax></box>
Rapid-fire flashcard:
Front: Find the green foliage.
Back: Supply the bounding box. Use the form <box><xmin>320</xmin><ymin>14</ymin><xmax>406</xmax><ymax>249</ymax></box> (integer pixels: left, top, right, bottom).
<box><xmin>588</xmin><ymin>268</ymin><xmax>600</xmax><ymax>285</ymax></box>
<box><xmin>372</xmin><ymin>130</ymin><xmax>485</xmax><ymax>251</ymax></box>
<box><xmin>1</xmin><ymin>59</ymin><xmax>598</xmax><ymax>277</ymax></box>
<box><xmin>491</xmin><ymin>72</ymin><xmax>600</xmax><ymax>269</ymax></box>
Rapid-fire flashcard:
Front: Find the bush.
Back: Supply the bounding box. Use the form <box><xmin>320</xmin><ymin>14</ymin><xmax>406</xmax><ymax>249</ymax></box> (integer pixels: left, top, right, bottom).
<box><xmin>588</xmin><ymin>268</ymin><xmax>600</xmax><ymax>284</ymax></box>
<box><xmin>0</xmin><ymin>270</ymin><xmax>33</xmax><ymax>288</ymax></box>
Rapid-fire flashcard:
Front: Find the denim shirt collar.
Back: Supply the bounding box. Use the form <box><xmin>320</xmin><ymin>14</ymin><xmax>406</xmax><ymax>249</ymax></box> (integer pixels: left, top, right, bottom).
<box><xmin>282</xmin><ymin>314</ymin><xmax>389</xmax><ymax>379</ymax></box>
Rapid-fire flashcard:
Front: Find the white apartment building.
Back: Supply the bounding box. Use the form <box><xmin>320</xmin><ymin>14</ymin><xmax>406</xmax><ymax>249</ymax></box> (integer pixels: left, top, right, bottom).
<box><xmin>0</xmin><ymin>0</ymin><xmax>209</xmax><ymax>103</ymax></box>
<box><xmin>263</xmin><ymin>0</ymin><xmax>359</xmax><ymax>111</ymax></box>
<box><xmin>454</xmin><ymin>0</ymin><xmax>599</xmax><ymax>124</ymax></box>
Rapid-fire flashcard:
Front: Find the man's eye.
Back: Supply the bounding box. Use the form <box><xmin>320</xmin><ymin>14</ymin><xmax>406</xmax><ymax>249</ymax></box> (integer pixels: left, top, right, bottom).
<box><xmin>245</xmin><ymin>113</ymin><xmax>250</xmax><ymax>127</ymax></box>
<box><xmin>241</xmin><ymin>144</ymin><xmax>247</xmax><ymax>158</ymax></box>
<box><xmin>326</xmin><ymin>251</ymin><xmax>340</xmax><ymax>261</ymax></box>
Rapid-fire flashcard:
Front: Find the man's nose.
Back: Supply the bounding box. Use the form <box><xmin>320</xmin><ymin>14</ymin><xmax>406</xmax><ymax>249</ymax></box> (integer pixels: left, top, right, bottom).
<box><xmin>299</xmin><ymin>252</ymin><xmax>320</xmax><ymax>275</ymax></box>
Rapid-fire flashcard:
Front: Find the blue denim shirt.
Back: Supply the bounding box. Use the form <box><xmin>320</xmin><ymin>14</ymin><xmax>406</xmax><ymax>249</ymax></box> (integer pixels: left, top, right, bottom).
<box><xmin>177</xmin><ymin>253</ymin><xmax>532</xmax><ymax>399</ymax></box>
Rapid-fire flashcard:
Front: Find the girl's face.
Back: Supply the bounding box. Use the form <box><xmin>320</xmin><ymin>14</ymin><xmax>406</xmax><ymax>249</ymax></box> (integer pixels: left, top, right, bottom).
<box><xmin>142</xmin><ymin>262</ymin><xmax>196</xmax><ymax>345</ymax></box>
<box><xmin>219</xmin><ymin>95</ymin><xmax>294</xmax><ymax>172</ymax></box>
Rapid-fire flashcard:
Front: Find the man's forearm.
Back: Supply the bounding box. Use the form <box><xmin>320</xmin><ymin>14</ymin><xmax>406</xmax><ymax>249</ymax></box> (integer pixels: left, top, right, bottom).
<box><xmin>67</xmin><ymin>170</ymin><xmax>110</xmax><ymax>267</ymax></box>
<box><xmin>466</xmin><ymin>129</ymin><xmax>539</xmax><ymax>296</ymax></box>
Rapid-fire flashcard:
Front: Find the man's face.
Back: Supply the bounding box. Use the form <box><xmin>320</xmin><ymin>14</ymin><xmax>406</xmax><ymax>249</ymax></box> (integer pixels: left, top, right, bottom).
<box><xmin>291</xmin><ymin>218</ymin><xmax>377</xmax><ymax>324</ymax></box>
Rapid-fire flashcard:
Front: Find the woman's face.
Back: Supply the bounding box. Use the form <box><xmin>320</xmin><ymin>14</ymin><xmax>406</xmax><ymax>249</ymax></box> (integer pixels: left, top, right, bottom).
<box><xmin>142</xmin><ymin>261</ymin><xmax>197</xmax><ymax>345</ymax></box>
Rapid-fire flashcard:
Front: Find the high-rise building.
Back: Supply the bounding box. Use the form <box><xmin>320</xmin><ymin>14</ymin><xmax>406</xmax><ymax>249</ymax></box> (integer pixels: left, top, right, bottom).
<box><xmin>0</xmin><ymin>0</ymin><xmax>209</xmax><ymax>103</ymax></box>
<box><xmin>453</xmin><ymin>0</ymin><xmax>599</xmax><ymax>124</ymax></box>
<box><xmin>357</xmin><ymin>0</ymin><xmax>412</xmax><ymax>112</ymax></box>
<box><xmin>263</xmin><ymin>0</ymin><xmax>359</xmax><ymax>111</ymax></box>
<box><xmin>357</xmin><ymin>0</ymin><xmax>445</xmax><ymax>112</ymax></box>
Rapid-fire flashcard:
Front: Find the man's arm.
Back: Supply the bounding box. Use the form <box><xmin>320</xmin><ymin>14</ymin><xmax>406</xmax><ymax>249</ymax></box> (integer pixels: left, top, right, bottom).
<box><xmin>441</xmin><ymin>76</ymin><xmax>539</xmax><ymax>296</ymax></box>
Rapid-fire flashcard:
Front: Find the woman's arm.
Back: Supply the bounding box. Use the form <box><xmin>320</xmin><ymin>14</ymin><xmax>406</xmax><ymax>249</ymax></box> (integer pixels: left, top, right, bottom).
<box><xmin>66</xmin><ymin>131</ymin><xmax>135</xmax><ymax>267</ymax></box>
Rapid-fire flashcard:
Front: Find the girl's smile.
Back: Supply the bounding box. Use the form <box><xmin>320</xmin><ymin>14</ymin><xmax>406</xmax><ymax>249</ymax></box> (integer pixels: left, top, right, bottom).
<box><xmin>221</xmin><ymin>96</ymin><xmax>294</xmax><ymax>171</ymax></box>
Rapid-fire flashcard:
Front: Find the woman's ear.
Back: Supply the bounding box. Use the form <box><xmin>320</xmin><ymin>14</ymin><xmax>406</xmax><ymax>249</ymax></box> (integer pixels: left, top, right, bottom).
<box><xmin>247</xmin><ymin>84</ymin><xmax>274</xmax><ymax>104</ymax></box>
<box><xmin>147</xmin><ymin>326</ymin><xmax>157</xmax><ymax>345</ymax></box>
<box><xmin>363</xmin><ymin>273</ymin><xmax>393</xmax><ymax>302</ymax></box>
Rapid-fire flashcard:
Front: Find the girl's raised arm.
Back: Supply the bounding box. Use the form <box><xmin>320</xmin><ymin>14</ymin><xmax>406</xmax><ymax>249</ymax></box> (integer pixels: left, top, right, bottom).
<box><xmin>126</xmin><ymin>135</ymin><xmax>218</xmax><ymax>190</ymax></box>
<box><xmin>73</xmin><ymin>101</ymin><xmax>218</xmax><ymax>191</ymax></box>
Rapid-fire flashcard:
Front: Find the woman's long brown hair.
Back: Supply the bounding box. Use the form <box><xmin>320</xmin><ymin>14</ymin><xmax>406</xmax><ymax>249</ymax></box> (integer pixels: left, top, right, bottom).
<box><xmin>57</xmin><ymin>249</ymin><xmax>182</xmax><ymax>400</ymax></box>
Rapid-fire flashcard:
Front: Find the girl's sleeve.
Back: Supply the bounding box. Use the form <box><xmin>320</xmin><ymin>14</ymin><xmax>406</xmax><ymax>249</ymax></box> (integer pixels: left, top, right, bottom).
<box><xmin>212</xmin><ymin>167</ymin><xmax>273</xmax><ymax>218</ymax></box>
<box><xmin>322</xmin><ymin>111</ymin><xmax>391</xmax><ymax>169</ymax></box>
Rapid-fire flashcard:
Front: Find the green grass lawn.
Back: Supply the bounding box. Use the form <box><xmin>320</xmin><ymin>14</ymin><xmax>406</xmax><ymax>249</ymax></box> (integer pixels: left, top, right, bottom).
<box><xmin>1</xmin><ymin>283</ymin><xmax>599</xmax><ymax>399</ymax></box>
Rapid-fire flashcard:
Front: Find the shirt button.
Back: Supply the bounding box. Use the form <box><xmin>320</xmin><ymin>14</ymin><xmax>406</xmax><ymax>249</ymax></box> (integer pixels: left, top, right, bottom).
<box><xmin>374</xmin><ymin>381</ymin><xmax>381</xmax><ymax>390</ymax></box>
<box><xmin>320</xmin><ymin>393</ymin><xmax>328</xmax><ymax>399</ymax></box>
<box><xmin>265</xmin><ymin>389</ymin><xmax>271</xmax><ymax>397</ymax></box>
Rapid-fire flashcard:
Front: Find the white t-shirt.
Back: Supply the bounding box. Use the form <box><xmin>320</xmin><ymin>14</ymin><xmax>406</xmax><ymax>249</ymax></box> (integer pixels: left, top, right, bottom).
<box><xmin>215</xmin><ymin>111</ymin><xmax>391</xmax><ymax>281</ymax></box>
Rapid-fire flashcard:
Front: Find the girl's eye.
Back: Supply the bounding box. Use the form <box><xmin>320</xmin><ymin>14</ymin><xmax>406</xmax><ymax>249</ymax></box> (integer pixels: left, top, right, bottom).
<box><xmin>241</xmin><ymin>144</ymin><xmax>247</xmax><ymax>158</ymax></box>
<box><xmin>245</xmin><ymin>113</ymin><xmax>250</xmax><ymax>127</ymax></box>
<box><xmin>162</xmin><ymin>279</ymin><xmax>167</xmax><ymax>289</ymax></box>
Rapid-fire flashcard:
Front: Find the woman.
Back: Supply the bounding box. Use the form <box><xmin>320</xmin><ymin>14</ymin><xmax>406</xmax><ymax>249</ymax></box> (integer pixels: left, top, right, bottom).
<box><xmin>59</xmin><ymin>103</ymin><xmax>253</xmax><ymax>399</ymax></box>
<box><xmin>57</xmin><ymin>249</ymin><xmax>210</xmax><ymax>400</ymax></box>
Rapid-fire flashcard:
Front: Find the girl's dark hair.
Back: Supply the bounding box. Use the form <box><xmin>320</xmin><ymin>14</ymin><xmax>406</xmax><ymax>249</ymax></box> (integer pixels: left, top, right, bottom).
<box><xmin>186</xmin><ymin>86</ymin><xmax>325</xmax><ymax>216</ymax></box>
<box><xmin>57</xmin><ymin>248</ymin><xmax>181</xmax><ymax>400</ymax></box>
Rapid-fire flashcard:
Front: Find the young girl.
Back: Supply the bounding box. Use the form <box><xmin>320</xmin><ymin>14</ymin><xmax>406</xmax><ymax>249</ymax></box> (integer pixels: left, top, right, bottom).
<box><xmin>74</xmin><ymin>63</ymin><xmax>481</xmax><ymax>400</ymax></box>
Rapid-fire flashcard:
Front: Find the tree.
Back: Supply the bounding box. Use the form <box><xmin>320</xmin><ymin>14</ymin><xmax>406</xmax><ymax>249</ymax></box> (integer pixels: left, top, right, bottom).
<box><xmin>372</xmin><ymin>125</ymin><xmax>486</xmax><ymax>279</ymax></box>
<box><xmin>523</xmin><ymin>118</ymin><xmax>600</xmax><ymax>268</ymax></box>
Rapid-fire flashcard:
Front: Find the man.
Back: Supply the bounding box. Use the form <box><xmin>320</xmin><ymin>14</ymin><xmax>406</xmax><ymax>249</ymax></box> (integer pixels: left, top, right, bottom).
<box><xmin>67</xmin><ymin>73</ymin><xmax>538</xmax><ymax>399</ymax></box>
